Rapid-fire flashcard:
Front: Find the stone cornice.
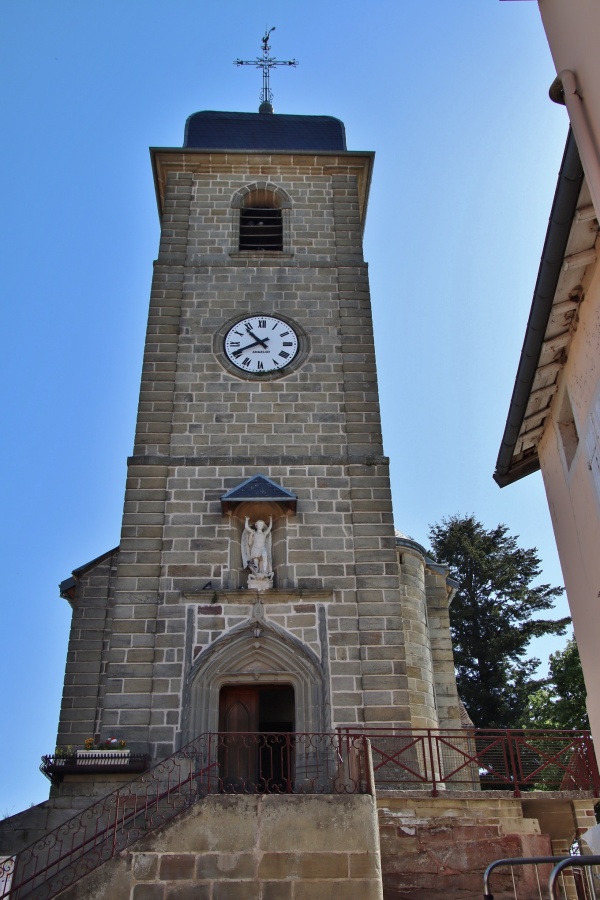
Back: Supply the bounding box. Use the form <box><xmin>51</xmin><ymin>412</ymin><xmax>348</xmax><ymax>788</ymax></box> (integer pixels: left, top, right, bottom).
<box><xmin>150</xmin><ymin>147</ymin><xmax>374</xmax><ymax>229</ymax></box>
<box><xmin>184</xmin><ymin>589</ymin><xmax>334</xmax><ymax>604</ymax></box>
<box><xmin>127</xmin><ymin>454</ymin><xmax>389</xmax><ymax>468</ymax></box>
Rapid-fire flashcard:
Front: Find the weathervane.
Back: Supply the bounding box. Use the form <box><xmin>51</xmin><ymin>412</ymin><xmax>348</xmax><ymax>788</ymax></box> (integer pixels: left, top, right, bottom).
<box><xmin>235</xmin><ymin>27</ymin><xmax>298</xmax><ymax>114</ymax></box>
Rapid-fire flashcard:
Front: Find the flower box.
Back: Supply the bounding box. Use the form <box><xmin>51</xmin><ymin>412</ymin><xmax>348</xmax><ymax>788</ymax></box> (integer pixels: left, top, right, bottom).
<box><xmin>41</xmin><ymin>751</ymin><xmax>149</xmax><ymax>785</ymax></box>
<box><xmin>76</xmin><ymin>749</ymin><xmax>131</xmax><ymax>766</ymax></box>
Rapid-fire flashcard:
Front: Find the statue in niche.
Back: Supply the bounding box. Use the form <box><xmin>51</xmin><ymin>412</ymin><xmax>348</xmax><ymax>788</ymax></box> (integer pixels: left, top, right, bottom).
<box><xmin>242</xmin><ymin>516</ymin><xmax>274</xmax><ymax>591</ymax></box>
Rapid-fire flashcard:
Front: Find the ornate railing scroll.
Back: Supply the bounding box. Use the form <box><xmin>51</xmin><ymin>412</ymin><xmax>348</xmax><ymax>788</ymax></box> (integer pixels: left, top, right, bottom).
<box><xmin>0</xmin><ymin>858</ymin><xmax>14</xmax><ymax>898</ymax></box>
<box><xmin>4</xmin><ymin>732</ymin><xmax>370</xmax><ymax>900</ymax></box>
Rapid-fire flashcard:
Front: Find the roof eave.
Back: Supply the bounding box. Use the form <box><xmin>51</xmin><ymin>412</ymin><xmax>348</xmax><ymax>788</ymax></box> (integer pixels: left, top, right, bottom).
<box><xmin>494</xmin><ymin>129</ymin><xmax>584</xmax><ymax>487</ymax></box>
<box><xmin>59</xmin><ymin>546</ymin><xmax>120</xmax><ymax>603</ymax></box>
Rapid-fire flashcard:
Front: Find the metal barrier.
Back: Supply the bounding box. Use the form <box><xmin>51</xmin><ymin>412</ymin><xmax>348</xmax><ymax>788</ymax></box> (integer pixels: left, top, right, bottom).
<box><xmin>483</xmin><ymin>854</ymin><xmax>600</xmax><ymax>899</ymax></box>
<box><xmin>4</xmin><ymin>732</ymin><xmax>371</xmax><ymax>900</ymax></box>
<box><xmin>550</xmin><ymin>857</ymin><xmax>600</xmax><ymax>900</ymax></box>
<box><xmin>484</xmin><ymin>856</ymin><xmax>569</xmax><ymax>899</ymax></box>
<box><xmin>340</xmin><ymin>728</ymin><xmax>600</xmax><ymax>796</ymax></box>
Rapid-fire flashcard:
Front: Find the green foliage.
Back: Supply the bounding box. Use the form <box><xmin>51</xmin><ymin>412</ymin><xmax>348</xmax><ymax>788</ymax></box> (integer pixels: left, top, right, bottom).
<box><xmin>520</xmin><ymin>636</ymin><xmax>589</xmax><ymax>730</ymax></box>
<box><xmin>54</xmin><ymin>745</ymin><xmax>76</xmax><ymax>758</ymax></box>
<box><xmin>428</xmin><ymin>514</ymin><xmax>569</xmax><ymax>729</ymax></box>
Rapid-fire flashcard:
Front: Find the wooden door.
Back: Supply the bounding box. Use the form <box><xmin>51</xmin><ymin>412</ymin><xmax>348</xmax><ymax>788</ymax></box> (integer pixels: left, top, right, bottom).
<box><xmin>218</xmin><ymin>685</ymin><xmax>295</xmax><ymax>792</ymax></box>
<box><xmin>219</xmin><ymin>686</ymin><xmax>259</xmax><ymax>791</ymax></box>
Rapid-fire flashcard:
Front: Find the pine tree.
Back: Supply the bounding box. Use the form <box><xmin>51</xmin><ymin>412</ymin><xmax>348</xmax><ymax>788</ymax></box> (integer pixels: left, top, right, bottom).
<box><xmin>428</xmin><ymin>514</ymin><xmax>569</xmax><ymax>728</ymax></box>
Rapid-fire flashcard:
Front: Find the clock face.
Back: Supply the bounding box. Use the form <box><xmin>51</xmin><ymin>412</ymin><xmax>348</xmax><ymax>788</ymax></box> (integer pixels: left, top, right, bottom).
<box><xmin>224</xmin><ymin>316</ymin><xmax>299</xmax><ymax>374</ymax></box>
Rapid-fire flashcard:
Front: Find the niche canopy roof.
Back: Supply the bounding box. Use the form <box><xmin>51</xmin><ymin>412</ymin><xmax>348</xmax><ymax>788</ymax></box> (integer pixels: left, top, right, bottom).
<box><xmin>220</xmin><ymin>474</ymin><xmax>298</xmax><ymax>514</ymax></box>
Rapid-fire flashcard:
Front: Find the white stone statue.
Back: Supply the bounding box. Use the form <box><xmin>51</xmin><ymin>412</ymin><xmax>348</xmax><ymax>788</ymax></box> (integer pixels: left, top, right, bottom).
<box><xmin>241</xmin><ymin>516</ymin><xmax>274</xmax><ymax>590</ymax></box>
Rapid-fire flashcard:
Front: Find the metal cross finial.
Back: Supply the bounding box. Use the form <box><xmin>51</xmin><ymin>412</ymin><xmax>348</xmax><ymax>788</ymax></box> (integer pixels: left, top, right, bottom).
<box><xmin>235</xmin><ymin>27</ymin><xmax>298</xmax><ymax>113</ymax></box>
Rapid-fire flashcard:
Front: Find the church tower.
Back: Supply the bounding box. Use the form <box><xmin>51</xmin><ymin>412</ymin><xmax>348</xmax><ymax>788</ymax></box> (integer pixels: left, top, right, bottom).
<box><xmin>52</xmin><ymin>101</ymin><xmax>461</xmax><ymax>760</ymax></box>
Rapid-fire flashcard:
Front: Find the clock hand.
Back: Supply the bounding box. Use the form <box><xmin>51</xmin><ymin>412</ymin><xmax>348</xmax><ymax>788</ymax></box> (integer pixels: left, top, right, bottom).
<box><xmin>232</xmin><ymin>336</ymin><xmax>270</xmax><ymax>358</ymax></box>
<box><xmin>244</xmin><ymin>326</ymin><xmax>269</xmax><ymax>348</ymax></box>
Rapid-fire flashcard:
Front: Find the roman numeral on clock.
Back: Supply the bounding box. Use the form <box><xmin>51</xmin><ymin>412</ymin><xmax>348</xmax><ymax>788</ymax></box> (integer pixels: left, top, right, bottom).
<box><xmin>279</xmin><ymin>350</ymin><xmax>290</xmax><ymax>359</ymax></box>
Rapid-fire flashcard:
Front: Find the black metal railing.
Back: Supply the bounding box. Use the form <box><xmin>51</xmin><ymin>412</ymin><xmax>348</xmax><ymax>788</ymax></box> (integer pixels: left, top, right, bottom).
<box><xmin>4</xmin><ymin>733</ymin><xmax>371</xmax><ymax>900</ymax></box>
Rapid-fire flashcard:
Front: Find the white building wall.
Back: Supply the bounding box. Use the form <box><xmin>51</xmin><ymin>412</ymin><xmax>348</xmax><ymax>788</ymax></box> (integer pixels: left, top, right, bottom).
<box><xmin>538</xmin><ymin>254</ymin><xmax>600</xmax><ymax>741</ymax></box>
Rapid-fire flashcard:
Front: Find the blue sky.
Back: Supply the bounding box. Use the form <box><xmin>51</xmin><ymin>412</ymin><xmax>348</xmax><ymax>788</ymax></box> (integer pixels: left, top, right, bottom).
<box><xmin>0</xmin><ymin>1</ymin><xmax>572</xmax><ymax>814</ymax></box>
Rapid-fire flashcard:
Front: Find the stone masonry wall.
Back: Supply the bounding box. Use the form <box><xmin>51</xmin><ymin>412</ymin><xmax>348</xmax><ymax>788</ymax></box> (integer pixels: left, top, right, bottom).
<box><xmin>45</xmin><ymin>795</ymin><xmax>384</xmax><ymax>900</ymax></box>
<box><xmin>90</xmin><ymin>153</ymin><xmax>423</xmax><ymax>757</ymax></box>
<box><xmin>426</xmin><ymin>567</ymin><xmax>462</xmax><ymax>730</ymax></box>
<box><xmin>51</xmin><ymin>150</ymin><xmax>463</xmax><ymax>762</ymax></box>
<box><xmin>397</xmin><ymin>547</ymin><xmax>437</xmax><ymax>730</ymax></box>
<box><xmin>378</xmin><ymin>792</ymin><xmax>558</xmax><ymax>900</ymax></box>
<box><xmin>57</xmin><ymin>551</ymin><xmax>118</xmax><ymax>747</ymax></box>
<box><xmin>378</xmin><ymin>792</ymin><xmax>600</xmax><ymax>899</ymax></box>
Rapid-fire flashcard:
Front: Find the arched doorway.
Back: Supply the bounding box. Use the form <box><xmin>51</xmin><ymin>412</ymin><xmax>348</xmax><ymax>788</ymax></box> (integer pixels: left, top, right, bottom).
<box><xmin>184</xmin><ymin>620</ymin><xmax>328</xmax><ymax>742</ymax></box>
<box><xmin>219</xmin><ymin>684</ymin><xmax>295</xmax><ymax>792</ymax></box>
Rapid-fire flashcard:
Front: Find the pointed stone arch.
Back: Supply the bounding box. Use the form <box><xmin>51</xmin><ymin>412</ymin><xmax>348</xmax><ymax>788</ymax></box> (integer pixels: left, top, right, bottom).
<box><xmin>182</xmin><ymin>617</ymin><xmax>329</xmax><ymax>743</ymax></box>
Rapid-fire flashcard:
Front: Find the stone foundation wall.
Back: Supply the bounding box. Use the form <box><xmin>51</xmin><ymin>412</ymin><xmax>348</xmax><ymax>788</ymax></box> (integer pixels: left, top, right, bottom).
<box><xmin>378</xmin><ymin>791</ymin><xmax>598</xmax><ymax>900</ymax></box>
<box><xmin>45</xmin><ymin>794</ymin><xmax>384</xmax><ymax>900</ymax></box>
<box><xmin>3</xmin><ymin>787</ymin><xmax>596</xmax><ymax>899</ymax></box>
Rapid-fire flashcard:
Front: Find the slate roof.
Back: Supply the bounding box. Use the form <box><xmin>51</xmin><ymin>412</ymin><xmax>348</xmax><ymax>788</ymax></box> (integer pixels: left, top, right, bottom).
<box><xmin>184</xmin><ymin>111</ymin><xmax>347</xmax><ymax>151</ymax></box>
<box><xmin>220</xmin><ymin>474</ymin><xmax>298</xmax><ymax>513</ymax></box>
<box><xmin>59</xmin><ymin>547</ymin><xmax>120</xmax><ymax>603</ymax></box>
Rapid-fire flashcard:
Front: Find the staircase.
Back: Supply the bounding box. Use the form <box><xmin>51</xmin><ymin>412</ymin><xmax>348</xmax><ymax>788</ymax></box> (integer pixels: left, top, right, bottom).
<box><xmin>2</xmin><ymin>732</ymin><xmax>370</xmax><ymax>900</ymax></box>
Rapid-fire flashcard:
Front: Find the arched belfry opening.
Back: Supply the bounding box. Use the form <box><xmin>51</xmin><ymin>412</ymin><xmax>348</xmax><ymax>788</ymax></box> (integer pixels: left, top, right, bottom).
<box><xmin>182</xmin><ymin>616</ymin><xmax>328</xmax><ymax>745</ymax></box>
<box><xmin>231</xmin><ymin>182</ymin><xmax>292</xmax><ymax>253</ymax></box>
<box><xmin>240</xmin><ymin>189</ymin><xmax>282</xmax><ymax>250</ymax></box>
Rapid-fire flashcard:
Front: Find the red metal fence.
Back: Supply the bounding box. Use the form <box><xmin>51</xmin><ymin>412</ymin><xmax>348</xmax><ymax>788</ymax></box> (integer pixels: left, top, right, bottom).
<box><xmin>340</xmin><ymin>727</ymin><xmax>600</xmax><ymax>796</ymax></box>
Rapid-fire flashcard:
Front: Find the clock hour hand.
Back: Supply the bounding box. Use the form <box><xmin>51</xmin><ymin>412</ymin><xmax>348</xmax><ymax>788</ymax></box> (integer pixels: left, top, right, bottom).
<box><xmin>244</xmin><ymin>325</ymin><xmax>269</xmax><ymax>348</ymax></box>
<box><xmin>232</xmin><ymin>336</ymin><xmax>270</xmax><ymax>358</ymax></box>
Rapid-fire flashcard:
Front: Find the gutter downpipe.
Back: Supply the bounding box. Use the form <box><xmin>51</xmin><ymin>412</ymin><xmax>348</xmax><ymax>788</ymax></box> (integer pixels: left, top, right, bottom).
<box><xmin>559</xmin><ymin>69</ymin><xmax>600</xmax><ymax>223</ymax></box>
